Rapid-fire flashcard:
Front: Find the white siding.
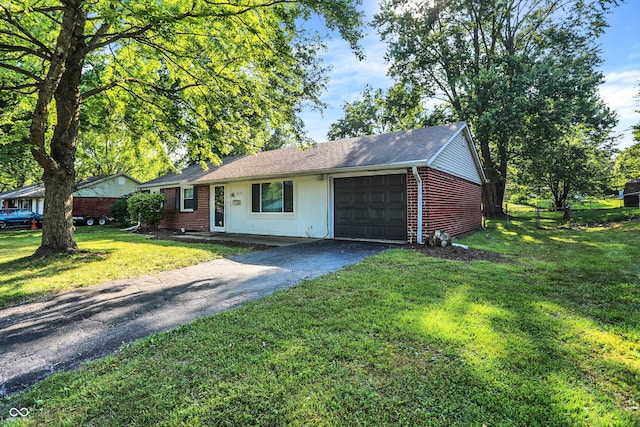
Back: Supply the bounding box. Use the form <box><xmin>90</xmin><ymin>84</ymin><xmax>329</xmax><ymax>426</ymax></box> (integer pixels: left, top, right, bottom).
<box><xmin>429</xmin><ymin>131</ymin><xmax>483</xmax><ymax>184</ymax></box>
<box><xmin>223</xmin><ymin>175</ymin><xmax>330</xmax><ymax>238</ymax></box>
<box><xmin>1</xmin><ymin>197</ymin><xmax>44</xmax><ymax>214</ymax></box>
<box><xmin>31</xmin><ymin>198</ymin><xmax>44</xmax><ymax>214</ymax></box>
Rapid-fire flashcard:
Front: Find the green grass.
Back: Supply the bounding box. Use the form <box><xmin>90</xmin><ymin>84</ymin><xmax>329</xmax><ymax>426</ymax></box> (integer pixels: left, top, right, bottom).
<box><xmin>517</xmin><ymin>197</ymin><xmax>627</xmax><ymax>211</ymax></box>
<box><xmin>0</xmin><ymin>227</ymin><xmax>249</xmax><ymax>308</ymax></box>
<box><xmin>504</xmin><ymin>204</ymin><xmax>639</xmax><ymax>228</ymax></box>
<box><xmin>3</xmin><ymin>218</ymin><xmax>639</xmax><ymax>426</ymax></box>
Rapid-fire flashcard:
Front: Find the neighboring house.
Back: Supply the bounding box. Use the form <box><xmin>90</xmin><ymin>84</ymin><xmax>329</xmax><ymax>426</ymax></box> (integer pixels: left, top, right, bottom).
<box><xmin>624</xmin><ymin>179</ymin><xmax>640</xmax><ymax>208</ymax></box>
<box><xmin>0</xmin><ymin>183</ymin><xmax>45</xmax><ymax>213</ymax></box>
<box><xmin>0</xmin><ymin>174</ymin><xmax>141</xmax><ymax>220</ymax></box>
<box><xmin>139</xmin><ymin>122</ymin><xmax>486</xmax><ymax>244</ymax></box>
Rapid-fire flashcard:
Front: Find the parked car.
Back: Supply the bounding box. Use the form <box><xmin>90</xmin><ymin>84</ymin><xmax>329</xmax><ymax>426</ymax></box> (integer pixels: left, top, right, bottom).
<box><xmin>0</xmin><ymin>208</ymin><xmax>43</xmax><ymax>229</ymax></box>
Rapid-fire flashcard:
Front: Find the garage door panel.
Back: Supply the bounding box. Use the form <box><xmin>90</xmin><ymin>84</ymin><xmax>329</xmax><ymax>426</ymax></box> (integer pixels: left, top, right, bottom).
<box><xmin>369</xmin><ymin>225</ymin><xmax>386</xmax><ymax>239</ymax></box>
<box><xmin>369</xmin><ymin>208</ymin><xmax>386</xmax><ymax>220</ymax></box>
<box><xmin>353</xmin><ymin>192</ymin><xmax>367</xmax><ymax>203</ymax></box>
<box><xmin>386</xmin><ymin>225</ymin><xmax>407</xmax><ymax>240</ymax></box>
<box><xmin>369</xmin><ymin>175</ymin><xmax>385</xmax><ymax>186</ymax></box>
<box><xmin>387</xmin><ymin>174</ymin><xmax>405</xmax><ymax>186</ymax></box>
<box><xmin>388</xmin><ymin>207</ymin><xmax>406</xmax><ymax>221</ymax></box>
<box><xmin>351</xmin><ymin>177</ymin><xmax>368</xmax><ymax>188</ymax></box>
<box><xmin>354</xmin><ymin>208</ymin><xmax>367</xmax><ymax>220</ymax></box>
<box><xmin>335</xmin><ymin>193</ymin><xmax>352</xmax><ymax>204</ymax></box>
<box><xmin>370</xmin><ymin>191</ymin><xmax>386</xmax><ymax>203</ymax></box>
<box><xmin>334</xmin><ymin>174</ymin><xmax>407</xmax><ymax>241</ymax></box>
<box><xmin>388</xmin><ymin>192</ymin><xmax>405</xmax><ymax>203</ymax></box>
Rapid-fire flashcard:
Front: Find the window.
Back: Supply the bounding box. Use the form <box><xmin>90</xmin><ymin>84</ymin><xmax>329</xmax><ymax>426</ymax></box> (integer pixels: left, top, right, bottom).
<box><xmin>182</xmin><ymin>187</ymin><xmax>194</xmax><ymax>211</ymax></box>
<box><xmin>251</xmin><ymin>181</ymin><xmax>293</xmax><ymax>213</ymax></box>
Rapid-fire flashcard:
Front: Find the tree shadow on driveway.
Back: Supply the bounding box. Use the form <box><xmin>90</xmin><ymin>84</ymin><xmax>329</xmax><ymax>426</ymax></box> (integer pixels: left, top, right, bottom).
<box><xmin>0</xmin><ymin>240</ymin><xmax>392</xmax><ymax>397</ymax></box>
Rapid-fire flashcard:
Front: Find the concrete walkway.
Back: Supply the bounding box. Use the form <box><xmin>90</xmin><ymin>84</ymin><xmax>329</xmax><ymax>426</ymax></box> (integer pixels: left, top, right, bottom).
<box><xmin>0</xmin><ymin>240</ymin><xmax>392</xmax><ymax>397</ymax></box>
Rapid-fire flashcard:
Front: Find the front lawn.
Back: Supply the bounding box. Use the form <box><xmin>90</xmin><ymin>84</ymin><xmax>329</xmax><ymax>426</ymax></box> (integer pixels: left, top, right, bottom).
<box><xmin>3</xmin><ymin>218</ymin><xmax>639</xmax><ymax>426</ymax></box>
<box><xmin>0</xmin><ymin>227</ymin><xmax>250</xmax><ymax>308</ymax></box>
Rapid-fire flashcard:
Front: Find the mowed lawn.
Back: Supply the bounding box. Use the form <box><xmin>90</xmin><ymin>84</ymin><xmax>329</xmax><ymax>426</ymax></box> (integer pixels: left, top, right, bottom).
<box><xmin>0</xmin><ymin>227</ymin><xmax>249</xmax><ymax>308</ymax></box>
<box><xmin>2</xmin><ymin>216</ymin><xmax>640</xmax><ymax>426</ymax></box>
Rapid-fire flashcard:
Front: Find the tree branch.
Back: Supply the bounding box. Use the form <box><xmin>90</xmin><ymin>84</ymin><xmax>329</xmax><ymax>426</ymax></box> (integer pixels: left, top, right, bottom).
<box><xmin>0</xmin><ymin>4</ymin><xmax>54</xmax><ymax>58</ymax></box>
<box><xmin>84</xmin><ymin>0</ymin><xmax>296</xmax><ymax>53</ymax></box>
<box><xmin>81</xmin><ymin>76</ymin><xmax>203</xmax><ymax>100</ymax></box>
<box><xmin>0</xmin><ymin>41</ymin><xmax>51</xmax><ymax>60</ymax></box>
<box><xmin>0</xmin><ymin>61</ymin><xmax>42</xmax><ymax>82</ymax></box>
<box><xmin>0</xmin><ymin>83</ymin><xmax>38</xmax><ymax>93</ymax></box>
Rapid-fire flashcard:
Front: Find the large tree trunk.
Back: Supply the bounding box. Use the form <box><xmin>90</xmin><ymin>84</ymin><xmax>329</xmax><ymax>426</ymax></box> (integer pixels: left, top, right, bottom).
<box><xmin>37</xmin><ymin>170</ymin><xmax>77</xmax><ymax>256</ymax></box>
<box><xmin>31</xmin><ymin>1</ymin><xmax>86</xmax><ymax>256</ymax></box>
<box><xmin>477</xmin><ymin>135</ymin><xmax>506</xmax><ymax>217</ymax></box>
<box><xmin>483</xmin><ymin>179</ymin><xmax>505</xmax><ymax>218</ymax></box>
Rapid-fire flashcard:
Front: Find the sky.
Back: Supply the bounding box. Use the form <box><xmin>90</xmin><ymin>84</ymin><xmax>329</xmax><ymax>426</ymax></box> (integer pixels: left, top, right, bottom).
<box><xmin>300</xmin><ymin>1</ymin><xmax>640</xmax><ymax>150</ymax></box>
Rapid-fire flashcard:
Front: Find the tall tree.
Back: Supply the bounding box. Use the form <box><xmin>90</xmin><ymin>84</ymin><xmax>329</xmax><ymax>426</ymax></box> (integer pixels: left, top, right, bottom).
<box><xmin>327</xmin><ymin>84</ymin><xmax>452</xmax><ymax>140</ymax></box>
<box><xmin>516</xmin><ymin>125</ymin><xmax>615</xmax><ymax>208</ymax></box>
<box><xmin>0</xmin><ymin>76</ymin><xmax>41</xmax><ymax>191</ymax></box>
<box><xmin>0</xmin><ymin>0</ymin><xmax>362</xmax><ymax>255</ymax></box>
<box><xmin>612</xmin><ymin>142</ymin><xmax>640</xmax><ymax>189</ymax></box>
<box><xmin>374</xmin><ymin>0</ymin><xmax>620</xmax><ymax>216</ymax></box>
<box><xmin>75</xmin><ymin>84</ymin><xmax>173</xmax><ymax>181</ymax></box>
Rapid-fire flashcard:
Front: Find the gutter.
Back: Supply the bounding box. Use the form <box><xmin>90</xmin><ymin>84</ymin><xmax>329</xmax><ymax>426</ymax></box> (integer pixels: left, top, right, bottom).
<box><xmin>411</xmin><ymin>166</ymin><xmax>424</xmax><ymax>245</ymax></box>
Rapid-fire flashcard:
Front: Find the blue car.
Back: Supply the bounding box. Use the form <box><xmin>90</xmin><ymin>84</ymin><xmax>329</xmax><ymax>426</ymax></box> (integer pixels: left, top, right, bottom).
<box><xmin>0</xmin><ymin>208</ymin><xmax>44</xmax><ymax>229</ymax></box>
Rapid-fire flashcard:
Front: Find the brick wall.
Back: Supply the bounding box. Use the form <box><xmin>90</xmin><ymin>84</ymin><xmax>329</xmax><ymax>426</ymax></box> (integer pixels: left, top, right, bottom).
<box><xmin>72</xmin><ymin>197</ymin><xmax>119</xmax><ymax>217</ymax></box>
<box><xmin>407</xmin><ymin>167</ymin><xmax>483</xmax><ymax>243</ymax></box>
<box><xmin>159</xmin><ymin>185</ymin><xmax>211</xmax><ymax>231</ymax></box>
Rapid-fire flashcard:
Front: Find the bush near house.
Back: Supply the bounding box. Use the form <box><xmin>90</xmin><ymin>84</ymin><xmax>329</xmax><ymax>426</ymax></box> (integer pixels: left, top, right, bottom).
<box><xmin>109</xmin><ymin>194</ymin><xmax>134</xmax><ymax>226</ymax></box>
<box><xmin>127</xmin><ymin>193</ymin><xmax>167</xmax><ymax>229</ymax></box>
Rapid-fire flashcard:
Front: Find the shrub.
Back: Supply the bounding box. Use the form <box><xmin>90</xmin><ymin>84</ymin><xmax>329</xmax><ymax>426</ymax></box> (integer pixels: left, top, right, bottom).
<box><xmin>127</xmin><ymin>193</ymin><xmax>167</xmax><ymax>229</ymax></box>
<box><xmin>110</xmin><ymin>194</ymin><xmax>134</xmax><ymax>226</ymax></box>
<box><xmin>509</xmin><ymin>193</ymin><xmax>531</xmax><ymax>205</ymax></box>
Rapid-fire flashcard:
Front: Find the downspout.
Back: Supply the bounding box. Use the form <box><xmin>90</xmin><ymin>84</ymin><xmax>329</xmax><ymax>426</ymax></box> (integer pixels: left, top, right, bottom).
<box><xmin>411</xmin><ymin>166</ymin><xmax>424</xmax><ymax>244</ymax></box>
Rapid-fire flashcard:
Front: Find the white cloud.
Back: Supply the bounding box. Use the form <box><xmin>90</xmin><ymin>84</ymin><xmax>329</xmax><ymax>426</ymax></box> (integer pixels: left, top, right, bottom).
<box><xmin>600</xmin><ymin>70</ymin><xmax>640</xmax><ymax>149</ymax></box>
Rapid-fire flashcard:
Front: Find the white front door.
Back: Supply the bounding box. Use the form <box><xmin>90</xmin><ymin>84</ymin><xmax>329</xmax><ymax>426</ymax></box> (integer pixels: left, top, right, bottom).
<box><xmin>211</xmin><ymin>185</ymin><xmax>225</xmax><ymax>232</ymax></box>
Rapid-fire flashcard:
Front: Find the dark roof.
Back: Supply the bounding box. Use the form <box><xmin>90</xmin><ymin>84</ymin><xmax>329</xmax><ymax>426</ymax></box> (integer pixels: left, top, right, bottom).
<box><xmin>139</xmin><ymin>161</ymin><xmax>219</xmax><ymax>188</ymax></box>
<box><xmin>140</xmin><ymin>122</ymin><xmax>475</xmax><ymax>187</ymax></box>
<box><xmin>0</xmin><ymin>183</ymin><xmax>45</xmax><ymax>199</ymax></box>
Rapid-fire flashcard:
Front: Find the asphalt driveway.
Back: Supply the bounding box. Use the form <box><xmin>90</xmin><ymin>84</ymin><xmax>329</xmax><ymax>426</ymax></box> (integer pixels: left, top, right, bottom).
<box><xmin>0</xmin><ymin>240</ymin><xmax>392</xmax><ymax>397</ymax></box>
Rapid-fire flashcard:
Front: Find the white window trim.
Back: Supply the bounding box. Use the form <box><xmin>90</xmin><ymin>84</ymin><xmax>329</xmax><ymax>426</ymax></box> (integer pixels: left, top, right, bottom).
<box><xmin>181</xmin><ymin>185</ymin><xmax>194</xmax><ymax>212</ymax></box>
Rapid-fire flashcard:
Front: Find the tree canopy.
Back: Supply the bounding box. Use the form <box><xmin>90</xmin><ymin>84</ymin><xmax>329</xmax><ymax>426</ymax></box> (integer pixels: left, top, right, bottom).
<box><xmin>326</xmin><ymin>84</ymin><xmax>451</xmax><ymax>140</ymax></box>
<box><xmin>363</xmin><ymin>0</ymin><xmax>619</xmax><ymax>215</ymax></box>
<box><xmin>0</xmin><ymin>0</ymin><xmax>363</xmax><ymax>255</ymax></box>
<box><xmin>612</xmin><ymin>142</ymin><xmax>640</xmax><ymax>189</ymax></box>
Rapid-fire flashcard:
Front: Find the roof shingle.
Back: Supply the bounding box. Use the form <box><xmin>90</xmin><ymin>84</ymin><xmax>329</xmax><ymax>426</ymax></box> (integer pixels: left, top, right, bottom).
<box><xmin>140</xmin><ymin>122</ymin><xmax>469</xmax><ymax>187</ymax></box>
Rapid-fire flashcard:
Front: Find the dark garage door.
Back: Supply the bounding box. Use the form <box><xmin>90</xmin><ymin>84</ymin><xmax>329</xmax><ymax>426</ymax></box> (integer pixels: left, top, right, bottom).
<box><xmin>334</xmin><ymin>174</ymin><xmax>407</xmax><ymax>241</ymax></box>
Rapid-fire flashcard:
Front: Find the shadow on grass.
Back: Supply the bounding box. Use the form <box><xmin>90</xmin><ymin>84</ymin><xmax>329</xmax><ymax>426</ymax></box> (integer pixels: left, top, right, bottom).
<box><xmin>0</xmin><ymin>228</ymin><xmax>248</xmax><ymax>308</ymax></box>
<box><xmin>0</xmin><ymin>251</ymin><xmax>112</xmax><ymax>306</ymax></box>
<box><xmin>465</xmin><ymin>219</ymin><xmax>640</xmax><ymax>328</ymax></box>
<box><xmin>13</xmin><ymin>250</ymin><xmax>637</xmax><ymax>425</ymax></box>
<box><xmin>3</xmin><ymin>224</ymin><xmax>638</xmax><ymax>425</ymax></box>
<box><xmin>394</xmin><ymin>256</ymin><xmax>638</xmax><ymax>425</ymax></box>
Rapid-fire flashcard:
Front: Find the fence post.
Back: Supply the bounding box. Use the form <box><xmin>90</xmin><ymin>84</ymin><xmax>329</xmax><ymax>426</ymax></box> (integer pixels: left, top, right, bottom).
<box><xmin>564</xmin><ymin>204</ymin><xmax>572</xmax><ymax>229</ymax></box>
<box><xmin>505</xmin><ymin>203</ymin><xmax>510</xmax><ymax>229</ymax></box>
<box><xmin>481</xmin><ymin>203</ymin><xmax>486</xmax><ymax>229</ymax></box>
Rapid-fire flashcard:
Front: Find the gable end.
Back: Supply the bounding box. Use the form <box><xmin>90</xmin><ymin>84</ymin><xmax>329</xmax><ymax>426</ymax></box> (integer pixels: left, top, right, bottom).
<box><xmin>428</xmin><ymin>128</ymin><xmax>484</xmax><ymax>184</ymax></box>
